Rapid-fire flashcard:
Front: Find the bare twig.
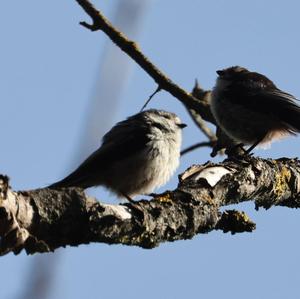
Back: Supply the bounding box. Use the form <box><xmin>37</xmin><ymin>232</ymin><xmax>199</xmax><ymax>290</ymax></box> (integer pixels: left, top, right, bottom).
<box><xmin>75</xmin><ymin>0</ymin><xmax>214</xmax><ymax>129</ymax></box>
<box><xmin>181</xmin><ymin>141</ymin><xmax>214</xmax><ymax>156</ymax></box>
<box><xmin>140</xmin><ymin>85</ymin><xmax>162</xmax><ymax>111</ymax></box>
<box><xmin>188</xmin><ymin>108</ymin><xmax>216</xmax><ymax>141</ymax></box>
<box><xmin>75</xmin><ymin>0</ymin><xmax>237</xmax><ymax>156</ymax></box>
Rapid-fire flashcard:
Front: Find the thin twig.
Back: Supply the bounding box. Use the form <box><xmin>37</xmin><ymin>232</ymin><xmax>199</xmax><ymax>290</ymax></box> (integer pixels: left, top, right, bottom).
<box><xmin>181</xmin><ymin>141</ymin><xmax>214</xmax><ymax>156</ymax></box>
<box><xmin>188</xmin><ymin>109</ymin><xmax>216</xmax><ymax>141</ymax></box>
<box><xmin>140</xmin><ymin>86</ymin><xmax>162</xmax><ymax>111</ymax></box>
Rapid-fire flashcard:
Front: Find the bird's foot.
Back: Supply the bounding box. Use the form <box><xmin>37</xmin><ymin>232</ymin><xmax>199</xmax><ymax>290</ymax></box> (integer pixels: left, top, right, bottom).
<box><xmin>225</xmin><ymin>143</ymin><xmax>254</xmax><ymax>163</ymax></box>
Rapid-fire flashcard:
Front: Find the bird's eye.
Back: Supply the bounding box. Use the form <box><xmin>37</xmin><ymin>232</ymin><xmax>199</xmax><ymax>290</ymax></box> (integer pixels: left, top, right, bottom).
<box><xmin>152</xmin><ymin>122</ymin><xmax>168</xmax><ymax>132</ymax></box>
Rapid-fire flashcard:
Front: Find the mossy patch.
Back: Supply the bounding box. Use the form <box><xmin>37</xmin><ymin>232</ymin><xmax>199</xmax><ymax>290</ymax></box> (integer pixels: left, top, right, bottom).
<box><xmin>274</xmin><ymin>166</ymin><xmax>291</xmax><ymax>197</ymax></box>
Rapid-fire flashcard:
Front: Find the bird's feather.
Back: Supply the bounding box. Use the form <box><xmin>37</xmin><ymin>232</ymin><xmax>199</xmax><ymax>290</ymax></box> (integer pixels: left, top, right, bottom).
<box><xmin>48</xmin><ymin>115</ymin><xmax>151</xmax><ymax>189</ymax></box>
<box><xmin>225</xmin><ymin>84</ymin><xmax>300</xmax><ymax>133</ymax></box>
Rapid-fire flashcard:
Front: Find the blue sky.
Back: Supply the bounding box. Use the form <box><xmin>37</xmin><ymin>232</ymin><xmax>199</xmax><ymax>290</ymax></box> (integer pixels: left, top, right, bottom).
<box><xmin>1</xmin><ymin>1</ymin><xmax>300</xmax><ymax>298</ymax></box>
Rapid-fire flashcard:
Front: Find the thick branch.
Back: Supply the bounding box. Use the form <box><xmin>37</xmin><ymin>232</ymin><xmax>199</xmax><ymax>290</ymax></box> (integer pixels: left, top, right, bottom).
<box><xmin>1</xmin><ymin>157</ymin><xmax>299</xmax><ymax>255</ymax></box>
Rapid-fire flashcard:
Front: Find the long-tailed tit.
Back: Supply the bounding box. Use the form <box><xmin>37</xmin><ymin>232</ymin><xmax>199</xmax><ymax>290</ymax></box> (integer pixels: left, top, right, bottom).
<box><xmin>211</xmin><ymin>66</ymin><xmax>300</xmax><ymax>153</ymax></box>
<box><xmin>49</xmin><ymin>109</ymin><xmax>186</xmax><ymax>200</ymax></box>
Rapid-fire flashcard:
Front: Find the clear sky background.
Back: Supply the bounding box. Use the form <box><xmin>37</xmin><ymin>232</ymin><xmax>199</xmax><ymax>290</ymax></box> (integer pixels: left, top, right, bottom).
<box><xmin>1</xmin><ymin>1</ymin><xmax>300</xmax><ymax>298</ymax></box>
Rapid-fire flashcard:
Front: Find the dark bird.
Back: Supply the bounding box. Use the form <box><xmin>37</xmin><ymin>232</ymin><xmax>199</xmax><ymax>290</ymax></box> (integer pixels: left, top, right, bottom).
<box><xmin>211</xmin><ymin>66</ymin><xmax>300</xmax><ymax>153</ymax></box>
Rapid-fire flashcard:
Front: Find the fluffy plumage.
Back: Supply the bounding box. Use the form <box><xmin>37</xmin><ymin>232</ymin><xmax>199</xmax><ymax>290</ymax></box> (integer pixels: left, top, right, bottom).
<box><xmin>211</xmin><ymin>66</ymin><xmax>300</xmax><ymax>149</ymax></box>
<box><xmin>48</xmin><ymin>109</ymin><xmax>186</xmax><ymax>199</ymax></box>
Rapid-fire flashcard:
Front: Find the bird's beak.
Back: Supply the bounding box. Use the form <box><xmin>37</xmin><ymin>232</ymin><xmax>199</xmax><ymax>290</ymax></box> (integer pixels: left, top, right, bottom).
<box><xmin>178</xmin><ymin>123</ymin><xmax>187</xmax><ymax>129</ymax></box>
<box><xmin>216</xmin><ymin>70</ymin><xmax>224</xmax><ymax>76</ymax></box>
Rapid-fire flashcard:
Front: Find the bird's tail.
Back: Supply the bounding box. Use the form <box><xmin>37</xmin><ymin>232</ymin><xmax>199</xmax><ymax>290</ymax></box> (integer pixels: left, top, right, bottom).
<box><xmin>285</xmin><ymin>107</ymin><xmax>300</xmax><ymax>133</ymax></box>
<box><xmin>48</xmin><ymin>148</ymin><xmax>104</xmax><ymax>190</ymax></box>
<box><xmin>48</xmin><ymin>171</ymin><xmax>92</xmax><ymax>189</ymax></box>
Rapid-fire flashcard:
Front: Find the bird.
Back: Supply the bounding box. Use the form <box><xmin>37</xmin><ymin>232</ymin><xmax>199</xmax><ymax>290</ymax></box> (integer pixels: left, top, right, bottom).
<box><xmin>210</xmin><ymin>66</ymin><xmax>300</xmax><ymax>153</ymax></box>
<box><xmin>48</xmin><ymin>109</ymin><xmax>186</xmax><ymax>200</ymax></box>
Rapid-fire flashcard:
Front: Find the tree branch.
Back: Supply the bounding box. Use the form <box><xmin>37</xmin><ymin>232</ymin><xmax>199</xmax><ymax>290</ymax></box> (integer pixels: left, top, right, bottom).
<box><xmin>75</xmin><ymin>0</ymin><xmax>242</xmax><ymax>156</ymax></box>
<box><xmin>75</xmin><ymin>0</ymin><xmax>215</xmax><ymax>134</ymax></box>
<box><xmin>1</xmin><ymin>156</ymin><xmax>299</xmax><ymax>255</ymax></box>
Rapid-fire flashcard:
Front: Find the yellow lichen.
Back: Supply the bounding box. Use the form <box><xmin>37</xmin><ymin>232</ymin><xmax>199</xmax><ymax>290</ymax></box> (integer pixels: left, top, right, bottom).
<box><xmin>234</xmin><ymin>211</ymin><xmax>250</xmax><ymax>223</ymax></box>
<box><xmin>274</xmin><ymin>166</ymin><xmax>291</xmax><ymax>197</ymax></box>
<box><xmin>154</xmin><ymin>193</ymin><xmax>173</xmax><ymax>203</ymax></box>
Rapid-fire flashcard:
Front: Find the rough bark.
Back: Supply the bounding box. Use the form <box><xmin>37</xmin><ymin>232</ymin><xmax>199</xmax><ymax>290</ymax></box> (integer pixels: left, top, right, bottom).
<box><xmin>1</xmin><ymin>156</ymin><xmax>299</xmax><ymax>255</ymax></box>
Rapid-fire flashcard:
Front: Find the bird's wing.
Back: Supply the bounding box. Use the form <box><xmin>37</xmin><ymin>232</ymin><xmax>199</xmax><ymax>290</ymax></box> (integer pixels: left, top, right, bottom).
<box><xmin>48</xmin><ymin>117</ymin><xmax>152</xmax><ymax>189</ymax></box>
<box><xmin>227</xmin><ymin>86</ymin><xmax>300</xmax><ymax>132</ymax></box>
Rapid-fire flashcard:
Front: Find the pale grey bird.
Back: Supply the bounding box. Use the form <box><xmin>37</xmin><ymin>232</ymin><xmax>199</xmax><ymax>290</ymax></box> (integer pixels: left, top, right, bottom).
<box><xmin>211</xmin><ymin>66</ymin><xmax>300</xmax><ymax>153</ymax></box>
<box><xmin>48</xmin><ymin>109</ymin><xmax>186</xmax><ymax>200</ymax></box>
